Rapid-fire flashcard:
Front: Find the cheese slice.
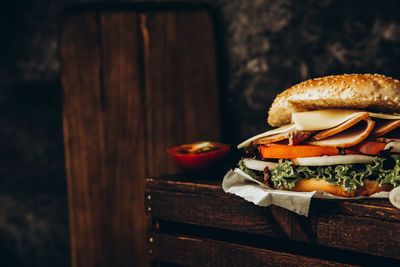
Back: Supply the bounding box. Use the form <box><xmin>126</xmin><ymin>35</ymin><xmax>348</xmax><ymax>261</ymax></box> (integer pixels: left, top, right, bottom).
<box><xmin>292</xmin><ymin>109</ymin><xmax>400</xmax><ymax>131</ymax></box>
<box><xmin>292</xmin><ymin>109</ymin><xmax>367</xmax><ymax>130</ymax></box>
<box><xmin>368</xmin><ymin>112</ymin><xmax>400</xmax><ymax>120</ymax></box>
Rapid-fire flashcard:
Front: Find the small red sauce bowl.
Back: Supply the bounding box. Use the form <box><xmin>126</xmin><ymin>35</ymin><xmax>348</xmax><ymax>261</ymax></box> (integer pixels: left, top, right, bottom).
<box><xmin>167</xmin><ymin>141</ymin><xmax>230</xmax><ymax>172</ymax></box>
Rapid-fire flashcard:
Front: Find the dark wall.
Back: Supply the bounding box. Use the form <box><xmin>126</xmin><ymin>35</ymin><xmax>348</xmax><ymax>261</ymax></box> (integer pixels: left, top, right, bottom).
<box><xmin>2</xmin><ymin>0</ymin><xmax>400</xmax><ymax>266</ymax></box>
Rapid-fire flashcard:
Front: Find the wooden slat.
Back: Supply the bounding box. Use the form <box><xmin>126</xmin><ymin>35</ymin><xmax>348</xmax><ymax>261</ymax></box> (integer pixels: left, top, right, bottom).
<box><xmin>142</xmin><ymin>11</ymin><xmax>221</xmax><ymax>177</ymax></box>
<box><xmin>100</xmin><ymin>12</ymin><xmax>148</xmax><ymax>267</ymax></box>
<box><xmin>146</xmin><ymin>186</ymin><xmax>277</xmax><ymax>237</ymax></box>
<box><xmin>61</xmin><ymin>13</ymin><xmax>107</xmax><ymax>267</ymax></box>
<box><xmin>146</xmin><ymin>176</ymin><xmax>400</xmax><ymax>259</ymax></box>
<box><xmin>146</xmin><ymin>176</ymin><xmax>400</xmax><ymax>221</ymax></box>
<box><xmin>61</xmin><ymin>12</ymin><xmax>149</xmax><ymax>267</ymax></box>
<box><xmin>148</xmin><ymin>232</ymin><xmax>357</xmax><ymax>267</ymax></box>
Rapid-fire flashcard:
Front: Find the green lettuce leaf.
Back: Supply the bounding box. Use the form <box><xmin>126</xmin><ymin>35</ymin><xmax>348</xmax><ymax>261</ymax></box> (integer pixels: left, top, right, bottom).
<box><xmin>270</xmin><ymin>155</ymin><xmax>400</xmax><ymax>192</ymax></box>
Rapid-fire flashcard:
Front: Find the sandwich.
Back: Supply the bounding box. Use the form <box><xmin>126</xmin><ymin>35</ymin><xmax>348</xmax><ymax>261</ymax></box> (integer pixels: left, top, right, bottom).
<box><xmin>237</xmin><ymin>73</ymin><xmax>400</xmax><ymax>197</ymax></box>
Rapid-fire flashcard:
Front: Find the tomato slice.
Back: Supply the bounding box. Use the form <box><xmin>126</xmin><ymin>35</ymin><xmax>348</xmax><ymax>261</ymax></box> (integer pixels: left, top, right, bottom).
<box><xmin>259</xmin><ymin>144</ymin><xmax>340</xmax><ymax>159</ymax></box>
<box><xmin>167</xmin><ymin>141</ymin><xmax>230</xmax><ymax>172</ymax></box>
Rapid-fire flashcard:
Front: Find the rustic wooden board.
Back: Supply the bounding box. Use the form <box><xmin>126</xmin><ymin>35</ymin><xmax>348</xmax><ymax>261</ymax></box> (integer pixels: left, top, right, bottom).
<box><xmin>142</xmin><ymin>10</ymin><xmax>221</xmax><ymax>177</ymax></box>
<box><xmin>60</xmin><ymin>6</ymin><xmax>221</xmax><ymax>267</ymax></box>
<box><xmin>100</xmin><ymin>12</ymin><xmax>148</xmax><ymax>267</ymax></box>
<box><xmin>61</xmin><ymin>11</ymin><xmax>149</xmax><ymax>267</ymax></box>
<box><xmin>61</xmin><ymin>13</ymin><xmax>108</xmax><ymax>267</ymax></box>
<box><xmin>148</xmin><ymin>232</ymin><xmax>357</xmax><ymax>267</ymax></box>
<box><xmin>146</xmin><ymin>176</ymin><xmax>400</xmax><ymax>260</ymax></box>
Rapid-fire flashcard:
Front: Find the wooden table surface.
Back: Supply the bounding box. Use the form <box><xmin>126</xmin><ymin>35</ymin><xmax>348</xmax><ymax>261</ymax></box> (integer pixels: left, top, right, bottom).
<box><xmin>146</xmin><ymin>170</ymin><xmax>400</xmax><ymax>266</ymax></box>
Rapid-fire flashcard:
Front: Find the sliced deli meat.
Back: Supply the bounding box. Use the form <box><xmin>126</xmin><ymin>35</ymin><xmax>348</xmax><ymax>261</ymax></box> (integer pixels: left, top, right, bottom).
<box><xmin>237</xmin><ymin>124</ymin><xmax>296</xmax><ymax>149</ymax></box>
<box><xmin>307</xmin><ymin>118</ymin><xmax>375</xmax><ymax>148</ymax></box>
<box><xmin>350</xmin><ymin>141</ymin><xmax>400</xmax><ymax>155</ymax></box>
<box><xmin>312</xmin><ymin>112</ymin><xmax>369</xmax><ymax>140</ymax></box>
<box><xmin>384</xmin><ymin>142</ymin><xmax>400</xmax><ymax>153</ymax></box>
<box><xmin>251</xmin><ymin>132</ymin><xmax>287</xmax><ymax>144</ymax></box>
<box><xmin>350</xmin><ymin>141</ymin><xmax>387</xmax><ymax>155</ymax></box>
<box><xmin>253</xmin><ymin>129</ymin><xmax>314</xmax><ymax>146</ymax></box>
<box><xmin>370</xmin><ymin>119</ymin><xmax>400</xmax><ymax>138</ymax></box>
<box><xmin>291</xmin><ymin>155</ymin><xmax>375</xmax><ymax>166</ymax></box>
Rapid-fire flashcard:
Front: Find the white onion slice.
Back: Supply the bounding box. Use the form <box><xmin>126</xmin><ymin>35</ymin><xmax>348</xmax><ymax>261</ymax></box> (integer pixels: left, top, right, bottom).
<box><xmin>243</xmin><ymin>158</ymin><xmax>277</xmax><ymax>171</ymax></box>
<box><xmin>291</xmin><ymin>155</ymin><xmax>375</xmax><ymax>166</ymax></box>
<box><xmin>385</xmin><ymin>142</ymin><xmax>400</xmax><ymax>153</ymax></box>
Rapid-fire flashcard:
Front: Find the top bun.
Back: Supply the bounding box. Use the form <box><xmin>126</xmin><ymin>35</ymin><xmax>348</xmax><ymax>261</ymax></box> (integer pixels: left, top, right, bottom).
<box><xmin>268</xmin><ymin>74</ymin><xmax>400</xmax><ymax>127</ymax></box>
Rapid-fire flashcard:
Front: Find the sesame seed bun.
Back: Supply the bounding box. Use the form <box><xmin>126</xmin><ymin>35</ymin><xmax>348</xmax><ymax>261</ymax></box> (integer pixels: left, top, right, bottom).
<box><xmin>268</xmin><ymin>74</ymin><xmax>400</xmax><ymax>127</ymax></box>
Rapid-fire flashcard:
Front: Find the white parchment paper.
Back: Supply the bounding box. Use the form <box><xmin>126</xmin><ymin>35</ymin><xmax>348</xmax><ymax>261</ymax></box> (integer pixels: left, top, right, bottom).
<box><xmin>222</xmin><ymin>168</ymin><xmax>389</xmax><ymax>216</ymax></box>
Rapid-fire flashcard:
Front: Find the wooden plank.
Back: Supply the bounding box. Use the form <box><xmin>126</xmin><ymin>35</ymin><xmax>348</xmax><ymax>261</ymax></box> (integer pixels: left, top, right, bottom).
<box><xmin>146</xmin><ymin>176</ymin><xmax>400</xmax><ymax>259</ymax></box>
<box><xmin>314</xmin><ymin>214</ymin><xmax>400</xmax><ymax>257</ymax></box>
<box><xmin>148</xmin><ymin>232</ymin><xmax>357</xmax><ymax>267</ymax></box>
<box><xmin>142</xmin><ymin>11</ymin><xmax>221</xmax><ymax>177</ymax></box>
<box><xmin>146</xmin><ymin>187</ymin><xmax>277</xmax><ymax>237</ymax></box>
<box><xmin>60</xmin><ymin>13</ymin><xmax>108</xmax><ymax>267</ymax></box>
<box><xmin>61</xmin><ymin>12</ymin><xmax>149</xmax><ymax>267</ymax></box>
<box><xmin>100</xmin><ymin>12</ymin><xmax>148</xmax><ymax>267</ymax></box>
<box><xmin>146</xmin><ymin>176</ymin><xmax>400</xmax><ymax>221</ymax></box>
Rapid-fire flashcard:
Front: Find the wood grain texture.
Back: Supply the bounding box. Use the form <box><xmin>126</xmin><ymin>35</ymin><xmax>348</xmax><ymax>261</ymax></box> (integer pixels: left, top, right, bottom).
<box><xmin>61</xmin><ymin>13</ymin><xmax>107</xmax><ymax>267</ymax></box>
<box><xmin>146</xmin><ymin>176</ymin><xmax>400</xmax><ymax>260</ymax></box>
<box><xmin>100</xmin><ymin>12</ymin><xmax>148</xmax><ymax>267</ymax></box>
<box><xmin>61</xmin><ymin>7</ymin><xmax>221</xmax><ymax>267</ymax></box>
<box><xmin>142</xmin><ymin>11</ymin><xmax>221</xmax><ymax>177</ymax></box>
<box><xmin>61</xmin><ymin>11</ymin><xmax>149</xmax><ymax>267</ymax></box>
<box><xmin>148</xmin><ymin>232</ymin><xmax>357</xmax><ymax>267</ymax></box>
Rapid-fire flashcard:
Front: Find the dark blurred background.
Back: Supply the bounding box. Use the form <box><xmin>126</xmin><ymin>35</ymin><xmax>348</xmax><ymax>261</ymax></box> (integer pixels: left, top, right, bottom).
<box><xmin>2</xmin><ymin>0</ymin><xmax>400</xmax><ymax>266</ymax></box>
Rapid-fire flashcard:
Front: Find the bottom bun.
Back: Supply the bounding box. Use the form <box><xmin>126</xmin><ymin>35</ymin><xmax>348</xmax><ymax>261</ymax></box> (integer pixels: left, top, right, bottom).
<box><xmin>355</xmin><ymin>180</ymin><xmax>393</xmax><ymax>196</ymax></box>
<box><xmin>282</xmin><ymin>178</ymin><xmax>393</xmax><ymax>197</ymax></box>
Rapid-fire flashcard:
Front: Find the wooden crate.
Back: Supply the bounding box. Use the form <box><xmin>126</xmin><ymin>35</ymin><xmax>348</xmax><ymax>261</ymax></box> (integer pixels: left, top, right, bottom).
<box><xmin>146</xmin><ymin>173</ymin><xmax>400</xmax><ymax>266</ymax></box>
